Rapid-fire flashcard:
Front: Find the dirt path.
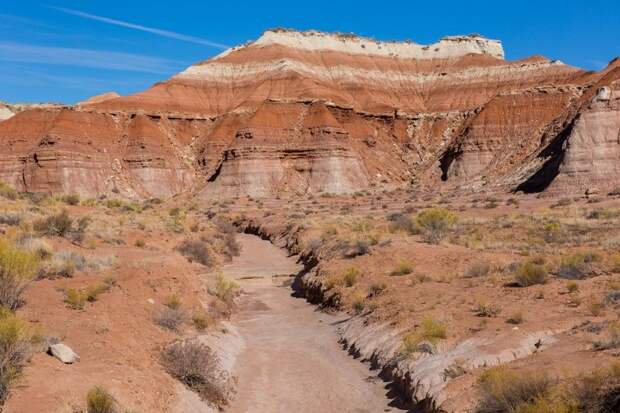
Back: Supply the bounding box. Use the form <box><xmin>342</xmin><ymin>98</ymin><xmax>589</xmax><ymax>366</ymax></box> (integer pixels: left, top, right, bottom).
<box><xmin>221</xmin><ymin>234</ymin><xmax>403</xmax><ymax>413</ymax></box>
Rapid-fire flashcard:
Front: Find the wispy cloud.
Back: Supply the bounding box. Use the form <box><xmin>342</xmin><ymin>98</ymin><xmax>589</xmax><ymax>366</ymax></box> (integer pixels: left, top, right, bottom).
<box><xmin>0</xmin><ymin>13</ymin><xmax>59</xmax><ymax>30</ymax></box>
<box><xmin>49</xmin><ymin>6</ymin><xmax>230</xmax><ymax>50</ymax></box>
<box><xmin>0</xmin><ymin>41</ymin><xmax>183</xmax><ymax>74</ymax></box>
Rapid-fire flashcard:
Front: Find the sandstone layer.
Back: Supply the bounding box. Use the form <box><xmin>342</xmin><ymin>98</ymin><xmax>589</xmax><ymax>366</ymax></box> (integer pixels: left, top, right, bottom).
<box><xmin>1</xmin><ymin>29</ymin><xmax>618</xmax><ymax>198</ymax></box>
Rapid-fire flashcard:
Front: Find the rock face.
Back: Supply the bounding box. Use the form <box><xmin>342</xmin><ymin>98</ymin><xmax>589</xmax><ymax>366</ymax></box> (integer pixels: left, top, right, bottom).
<box><xmin>0</xmin><ymin>29</ymin><xmax>618</xmax><ymax>198</ymax></box>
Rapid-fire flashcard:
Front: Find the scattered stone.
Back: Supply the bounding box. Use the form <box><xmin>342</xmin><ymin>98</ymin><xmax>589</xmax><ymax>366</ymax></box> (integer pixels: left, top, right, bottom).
<box><xmin>48</xmin><ymin>343</ymin><xmax>79</xmax><ymax>364</ymax></box>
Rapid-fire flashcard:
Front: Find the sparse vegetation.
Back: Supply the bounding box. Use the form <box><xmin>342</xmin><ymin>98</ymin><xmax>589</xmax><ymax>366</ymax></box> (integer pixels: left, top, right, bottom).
<box><xmin>161</xmin><ymin>340</ymin><xmax>229</xmax><ymax>406</ymax></box>
<box><xmin>465</xmin><ymin>261</ymin><xmax>492</xmax><ymax>278</ymax></box>
<box><xmin>476</xmin><ymin>366</ymin><xmax>553</xmax><ymax>413</ymax></box>
<box><xmin>176</xmin><ymin>239</ymin><xmax>213</xmax><ymax>266</ymax></box>
<box><xmin>0</xmin><ymin>240</ymin><xmax>40</xmax><ymax>310</ymax></box>
<box><xmin>211</xmin><ymin>273</ymin><xmax>239</xmax><ymax>303</ymax></box>
<box><xmin>86</xmin><ymin>386</ymin><xmax>117</xmax><ymax>413</ymax></box>
<box><xmin>155</xmin><ymin>307</ymin><xmax>187</xmax><ymax>332</ymax></box>
<box><xmin>514</xmin><ymin>259</ymin><xmax>548</xmax><ymax>287</ymax></box>
<box><xmin>416</xmin><ymin>208</ymin><xmax>457</xmax><ymax>244</ymax></box>
<box><xmin>0</xmin><ymin>308</ymin><xmax>40</xmax><ymax>403</ymax></box>
<box><xmin>558</xmin><ymin>252</ymin><xmax>600</xmax><ymax>280</ymax></box>
<box><xmin>341</xmin><ymin>267</ymin><xmax>359</xmax><ymax>287</ymax></box>
<box><xmin>390</xmin><ymin>262</ymin><xmax>413</xmax><ymax>276</ymax></box>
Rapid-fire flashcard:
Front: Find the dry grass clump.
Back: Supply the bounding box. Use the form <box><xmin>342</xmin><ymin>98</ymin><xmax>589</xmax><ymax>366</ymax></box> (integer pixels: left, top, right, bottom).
<box><xmin>593</xmin><ymin>321</ymin><xmax>620</xmax><ymax>350</ymax></box>
<box><xmin>387</xmin><ymin>212</ymin><xmax>419</xmax><ymax>234</ymax></box>
<box><xmin>514</xmin><ymin>259</ymin><xmax>548</xmax><ymax>287</ymax></box>
<box><xmin>0</xmin><ymin>181</ymin><xmax>17</xmax><ymax>200</ymax></box>
<box><xmin>211</xmin><ymin>273</ymin><xmax>240</xmax><ymax>304</ymax></box>
<box><xmin>340</xmin><ymin>267</ymin><xmax>360</xmax><ymax>287</ymax></box>
<box><xmin>16</xmin><ymin>236</ymin><xmax>53</xmax><ymax>259</ymax></box>
<box><xmin>33</xmin><ymin>210</ymin><xmax>90</xmax><ymax>243</ymax></box>
<box><xmin>0</xmin><ymin>307</ymin><xmax>41</xmax><ymax>403</ymax></box>
<box><xmin>161</xmin><ymin>340</ymin><xmax>229</xmax><ymax>406</ymax></box>
<box><xmin>64</xmin><ymin>279</ymin><xmax>114</xmax><ymax>310</ymax></box>
<box><xmin>570</xmin><ymin>362</ymin><xmax>620</xmax><ymax>413</ymax></box>
<box><xmin>476</xmin><ymin>366</ymin><xmax>553</xmax><ymax>413</ymax></box>
<box><xmin>340</xmin><ymin>239</ymin><xmax>370</xmax><ymax>258</ymax></box>
<box><xmin>401</xmin><ymin>316</ymin><xmax>447</xmax><ymax>356</ymax></box>
<box><xmin>506</xmin><ymin>311</ymin><xmax>524</xmax><ymax>325</ymax></box>
<box><xmin>164</xmin><ymin>294</ymin><xmax>182</xmax><ymax>310</ymax></box>
<box><xmin>558</xmin><ymin>252</ymin><xmax>601</xmax><ymax>280</ymax></box>
<box><xmin>0</xmin><ymin>240</ymin><xmax>40</xmax><ymax>310</ymax></box>
<box><xmin>60</xmin><ymin>193</ymin><xmax>80</xmax><ymax>206</ymax></box>
<box><xmin>85</xmin><ymin>386</ymin><xmax>117</xmax><ymax>413</ymax></box>
<box><xmin>416</xmin><ymin>208</ymin><xmax>457</xmax><ymax>244</ymax></box>
<box><xmin>175</xmin><ymin>239</ymin><xmax>213</xmax><ymax>266</ymax></box>
<box><xmin>465</xmin><ymin>261</ymin><xmax>492</xmax><ymax>278</ymax></box>
<box><xmin>475</xmin><ymin>302</ymin><xmax>502</xmax><ymax>318</ymax></box>
<box><xmin>155</xmin><ymin>307</ymin><xmax>187</xmax><ymax>332</ymax></box>
<box><xmin>390</xmin><ymin>262</ymin><xmax>413</xmax><ymax>276</ymax></box>
<box><xmin>64</xmin><ymin>288</ymin><xmax>87</xmax><ymax>310</ymax></box>
<box><xmin>192</xmin><ymin>311</ymin><xmax>213</xmax><ymax>331</ymax></box>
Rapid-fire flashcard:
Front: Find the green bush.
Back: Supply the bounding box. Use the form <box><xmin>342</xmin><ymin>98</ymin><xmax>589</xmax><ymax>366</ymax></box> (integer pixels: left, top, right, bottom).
<box><xmin>416</xmin><ymin>208</ymin><xmax>457</xmax><ymax>244</ymax></box>
<box><xmin>0</xmin><ymin>241</ymin><xmax>40</xmax><ymax>310</ymax></box>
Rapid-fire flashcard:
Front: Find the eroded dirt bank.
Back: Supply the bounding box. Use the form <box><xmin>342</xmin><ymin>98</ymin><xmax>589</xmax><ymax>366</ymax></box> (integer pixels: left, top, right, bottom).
<box><xmin>220</xmin><ymin>234</ymin><xmax>404</xmax><ymax>413</ymax></box>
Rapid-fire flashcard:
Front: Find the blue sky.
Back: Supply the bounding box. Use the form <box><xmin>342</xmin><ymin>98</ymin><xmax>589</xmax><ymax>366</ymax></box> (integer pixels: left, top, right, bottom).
<box><xmin>1</xmin><ymin>1</ymin><xmax>618</xmax><ymax>104</ymax></box>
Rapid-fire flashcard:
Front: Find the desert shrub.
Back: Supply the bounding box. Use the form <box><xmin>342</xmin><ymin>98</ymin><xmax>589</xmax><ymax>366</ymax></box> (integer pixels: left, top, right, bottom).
<box><xmin>161</xmin><ymin>340</ymin><xmax>229</xmax><ymax>406</ymax></box>
<box><xmin>465</xmin><ymin>262</ymin><xmax>492</xmax><ymax>278</ymax></box>
<box><xmin>514</xmin><ymin>259</ymin><xmax>548</xmax><ymax>287</ymax></box>
<box><xmin>176</xmin><ymin>239</ymin><xmax>213</xmax><ymax>266</ymax></box>
<box><xmin>164</xmin><ymin>294</ymin><xmax>182</xmax><ymax>310</ymax></box>
<box><xmin>390</xmin><ymin>262</ymin><xmax>413</xmax><ymax>276</ymax></box>
<box><xmin>16</xmin><ymin>236</ymin><xmax>53</xmax><ymax>259</ymax></box>
<box><xmin>351</xmin><ymin>295</ymin><xmax>366</xmax><ymax>313</ymax></box>
<box><xmin>341</xmin><ymin>239</ymin><xmax>370</xmax><ymax>258</ymax></box>
<box><xmin>85</xmin><ymin>282</ymin><xmax>111</xmax><ymax>302</ymax></box>
<box><xmin>211</xmin><ymin>273</ymin><xmax>239</xmax><ymax>303</ymax></box>
<box><xmin>32</xmin><ymin>210</ymin><xmax>90</xmax><ymax>243</ymax></box>
<box><xmin>341</xmin><ymin>268</ymin><xmax>359</xmax><ymax>287</ymax></box>
<box><xmin>134</xmin><ymin>239</ymin><xmax>145</xmax><ymax>248</ymax></box>
<box><xmin>418</xmin><ymin>316</ymin><xmax>447</xmax><ymax>344</ymax></box>
<box><xmin>542</xmin><ymin>221</ymin><xmax>564</xmax><ymax>243</ymax></box>
<box><xmin>222</xmin><ymin>233</ymin><xmax>240</xmax><ymax>259</ymax></box>
<box><xmin>571</xmin><ymin>362</ymin><xmax>620</xmax><ymax>413</ymax></box>
<box><xmin>0</xmin><ymin>182</ymin><xmax>17</xmax><ymax>200</ymax></box>
<box><xmin>475</xmin><ymin>302</ymin><xmax>502</xmax><ymax>317</ymax></box>
<box><xmin>368</xmin><ymin>283</ymin><xmax>387</xmax><ymax>295</ymax></box>
<box><xmin>558</xmin><ymin>252</ymin><xmax>600</xmax><ymax>280</ymax></box>
<box><xmin>155</xmin><ymin>307</ymin><xmax>187</xmax><ymax>332</ymax></box>
<box><xmin>64</xmin><ymin>288</ymin><xmax>87</xmax><ymax>310</ymax></box>
<box><xmin>86</xmin><ymin>386</ymin><xmax>117</xmax><ymax>413</ymax></box>
<box><xmin>593</xmin><ymin>321</ymin><xmax>620</xmax><ymax>350</ymax></box>
<box><xmin>60</xmin><ymin>193</ymin><xmax>80</xmax><ymax>206</ymax></box>
<box><xmin>0</xmin><ymin>213</ymin><xmax>21</xmax><ymax>226</ymax></box>
<box><xmin>0</xmin><ymin>308</ymin><xmax>40</xmax><ymax>403</ymax></box>
<box><xmin>33</xmin><ymin>210</ymin><xmax>73</xmax><ymax>237</ymax></box>
<box><xmin>0</xmin><ymin>241</ymin><xmax>40</xmax><ymax>310</ymax></box>
<box><xmin>416</xmin><ymin>208</ymin><xmax>457</xmax><ymax>244</ymax></box>
<box><xmin>587</xmin><ymin>299</ymin><xmax>605</xmax><ymax>316</ymax></box>
<box><xmin>192</xmin><ymin>311</ymin><xmax>213</xmax><ymax>331</ymax></box>
<box><xmin>45</xmin><ymin>251</ymin><xmax>87</xmax><ymax>278</ymax></box>
<box><xmin>476</xmin><ymin>366</ymin><xmax>553</xmax><ymax>413</ymax></box>
<box><xmin>387</xmin><ymin>213</ymin><xmax>419</xmax><ymax>234</ymax></box>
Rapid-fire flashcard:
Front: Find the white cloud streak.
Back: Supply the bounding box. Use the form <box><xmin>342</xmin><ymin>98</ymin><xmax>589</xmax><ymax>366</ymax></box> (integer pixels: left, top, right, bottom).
<box><xmin>0</xmin><ymin>41</ymin><xmax>183</xmax><ymax>74</ymax></box>
<box><xmin>49</xmin><ymin>6</ymin><xmax>230</xmax><ymax>50</ymax></box>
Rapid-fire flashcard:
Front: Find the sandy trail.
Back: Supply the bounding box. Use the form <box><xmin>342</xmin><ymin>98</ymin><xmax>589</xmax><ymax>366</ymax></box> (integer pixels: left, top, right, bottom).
<box><xmin>221</xmin><ymin>234</ymin><xmax>403</xmax><ymax>413</ymax></box>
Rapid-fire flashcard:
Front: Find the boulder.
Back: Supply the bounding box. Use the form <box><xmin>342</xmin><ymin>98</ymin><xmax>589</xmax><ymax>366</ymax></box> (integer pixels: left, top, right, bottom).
<box><xmin>48</xmin><ymin>343</ymin><xmax>79</xmax><ymax>364</ymax></box>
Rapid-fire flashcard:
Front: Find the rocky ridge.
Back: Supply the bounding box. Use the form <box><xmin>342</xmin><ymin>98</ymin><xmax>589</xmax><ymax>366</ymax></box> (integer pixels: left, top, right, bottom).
<box><xmin>0</xmin><ymin>30</ymin><xmax>618</xmax><ymax>198</ymax></box>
